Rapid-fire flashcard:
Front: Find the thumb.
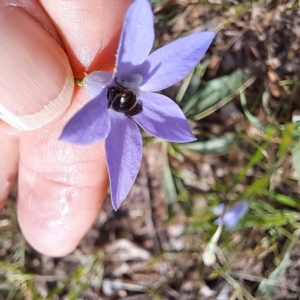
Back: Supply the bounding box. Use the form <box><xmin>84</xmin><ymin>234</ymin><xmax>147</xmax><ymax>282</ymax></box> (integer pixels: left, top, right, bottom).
<box><xmin>0</xmin><ymin>6</ymin><xmax>74</xmax><ymax>133</ymax></box>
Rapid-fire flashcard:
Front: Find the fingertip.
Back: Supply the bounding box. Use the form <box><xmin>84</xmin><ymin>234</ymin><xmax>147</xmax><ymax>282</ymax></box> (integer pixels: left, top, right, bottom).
<box><xmin>0</xmin><ymin>7</ymin><xmax>74</xmax><ymax>133</ymax></box>
<box><xmin>39</xmin><ymin>0</ymin><xmax>132</xmax><ymax>76</ymax></box>
<box><xmin>17</xmin><ymin>160</ymin><xmax>108</xmax><ymax>257</ymax></box>
<box><xmin>17</xmin><ymin>98</ymin><xmax>108</xmax><ymax>256</ymax></box>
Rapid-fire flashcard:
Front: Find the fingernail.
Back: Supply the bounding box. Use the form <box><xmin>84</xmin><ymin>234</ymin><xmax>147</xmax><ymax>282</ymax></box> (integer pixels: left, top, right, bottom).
<box><xmin>0</xmin><ymin>7</ymin><xmax>74</xmax><ymax>131</ymax></box>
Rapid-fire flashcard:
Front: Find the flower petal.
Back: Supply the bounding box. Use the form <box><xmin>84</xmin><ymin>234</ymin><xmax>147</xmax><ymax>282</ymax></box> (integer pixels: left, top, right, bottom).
<box><xmin>105</xmin><ymin>110</ymin><xmax>142</xmax><ymax>210</ymax></box>
<box><xmin>137</xmin><ymin>32</ymin><xmax>216</xmax><ymax>92</ymax></box>
<box><xmin>212</xmin><ymin>203</ymin><xmax>225</xmax><ymax>216</ymax></box>
<box><xmin>83</xmin><ymin>71</ymin><xmax>113</xmax><ymax>98</ymax></box>
<box><xmin>60</xmin><ymin>90</ymin><xmax>110</xmax><ymax>145</ymax></box>
<box><xmin>133</xmin><ymin>92</ymin><xmax>196</xmax><ymax>142</ymax></box>
<box><xmin>215</xmin><ymin>200</ymin><xmax>249</xmax><ymax>230</ymax></box>
<box><xmin>116</xmin><ymin>0</ymin><xmax>154</xmax><ymax>77</ymax></box>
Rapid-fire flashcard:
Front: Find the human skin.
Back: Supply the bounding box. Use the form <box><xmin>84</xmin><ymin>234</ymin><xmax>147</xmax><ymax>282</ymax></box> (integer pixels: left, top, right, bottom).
<box><xmin>0</xmin><ymin>0</ymin><xmax>131</xmax><ymax>256</ymax></box>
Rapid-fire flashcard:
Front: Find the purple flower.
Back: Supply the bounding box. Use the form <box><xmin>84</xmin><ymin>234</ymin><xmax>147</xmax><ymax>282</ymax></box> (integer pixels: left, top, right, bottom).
<box><xmin>213</xmin><ymin>200</ymin><xmax>249</xmax><ymax>230</ymax></box>
<box><xmin>60</xmin><ymin>0</ymin><xmax>216</xmax><ymax>210</ymax></box>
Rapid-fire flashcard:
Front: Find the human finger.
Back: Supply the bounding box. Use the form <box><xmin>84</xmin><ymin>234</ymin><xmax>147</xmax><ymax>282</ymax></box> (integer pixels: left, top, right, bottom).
<box><xmin>18</xmin><ymin>87</ymin><xmax>109</xmax><ymax>256</ymax></box>
<box><xmin>0</xmin><ymin>5</ymin><xmax>74</xmax><ymax>133</ymax></box>
<box><xmin>0</xmin><ymin>136</ymin><xmax>19</xmax><ymax>209</ymax></box>
<box><xmin>39</xmin><ymin>0</ymin><xmax>132</xmax><ymax>77</ymax></box>
<box><xmin>0</xmin><ymin>0</ymin><xmax>65</xmax><ymax>211</ymax></box>
<box><xmin>18</xmin><ymin>0</ymin><xmax>131</xmax><ymax>256</ymax></box>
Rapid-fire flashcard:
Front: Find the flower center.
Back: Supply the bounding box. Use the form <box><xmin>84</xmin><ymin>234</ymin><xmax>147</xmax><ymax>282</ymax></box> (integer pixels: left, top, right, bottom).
<box><xmin>107</xmin><ymin>77</ymin><xmax>143</xmax><ymax>117</ymax></box>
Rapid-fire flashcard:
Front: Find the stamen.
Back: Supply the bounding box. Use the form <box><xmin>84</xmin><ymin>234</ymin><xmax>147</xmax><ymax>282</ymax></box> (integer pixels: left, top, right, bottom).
<box><xmin>117</xmin><ymin>75</ymin><xmax>142</xmax><ymax>97</ymax></box>
<box><xmin>75</xmin><ymin>78</ymin><xmax>84</xmax><ymax>87</ymax></box>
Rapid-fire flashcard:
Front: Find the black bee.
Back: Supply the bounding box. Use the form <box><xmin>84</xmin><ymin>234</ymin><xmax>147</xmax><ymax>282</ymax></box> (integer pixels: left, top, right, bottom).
<box><xmin>107</xmin><ymin>78</ymin><xmax>143</xmax><ymax>117</ymax></box>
